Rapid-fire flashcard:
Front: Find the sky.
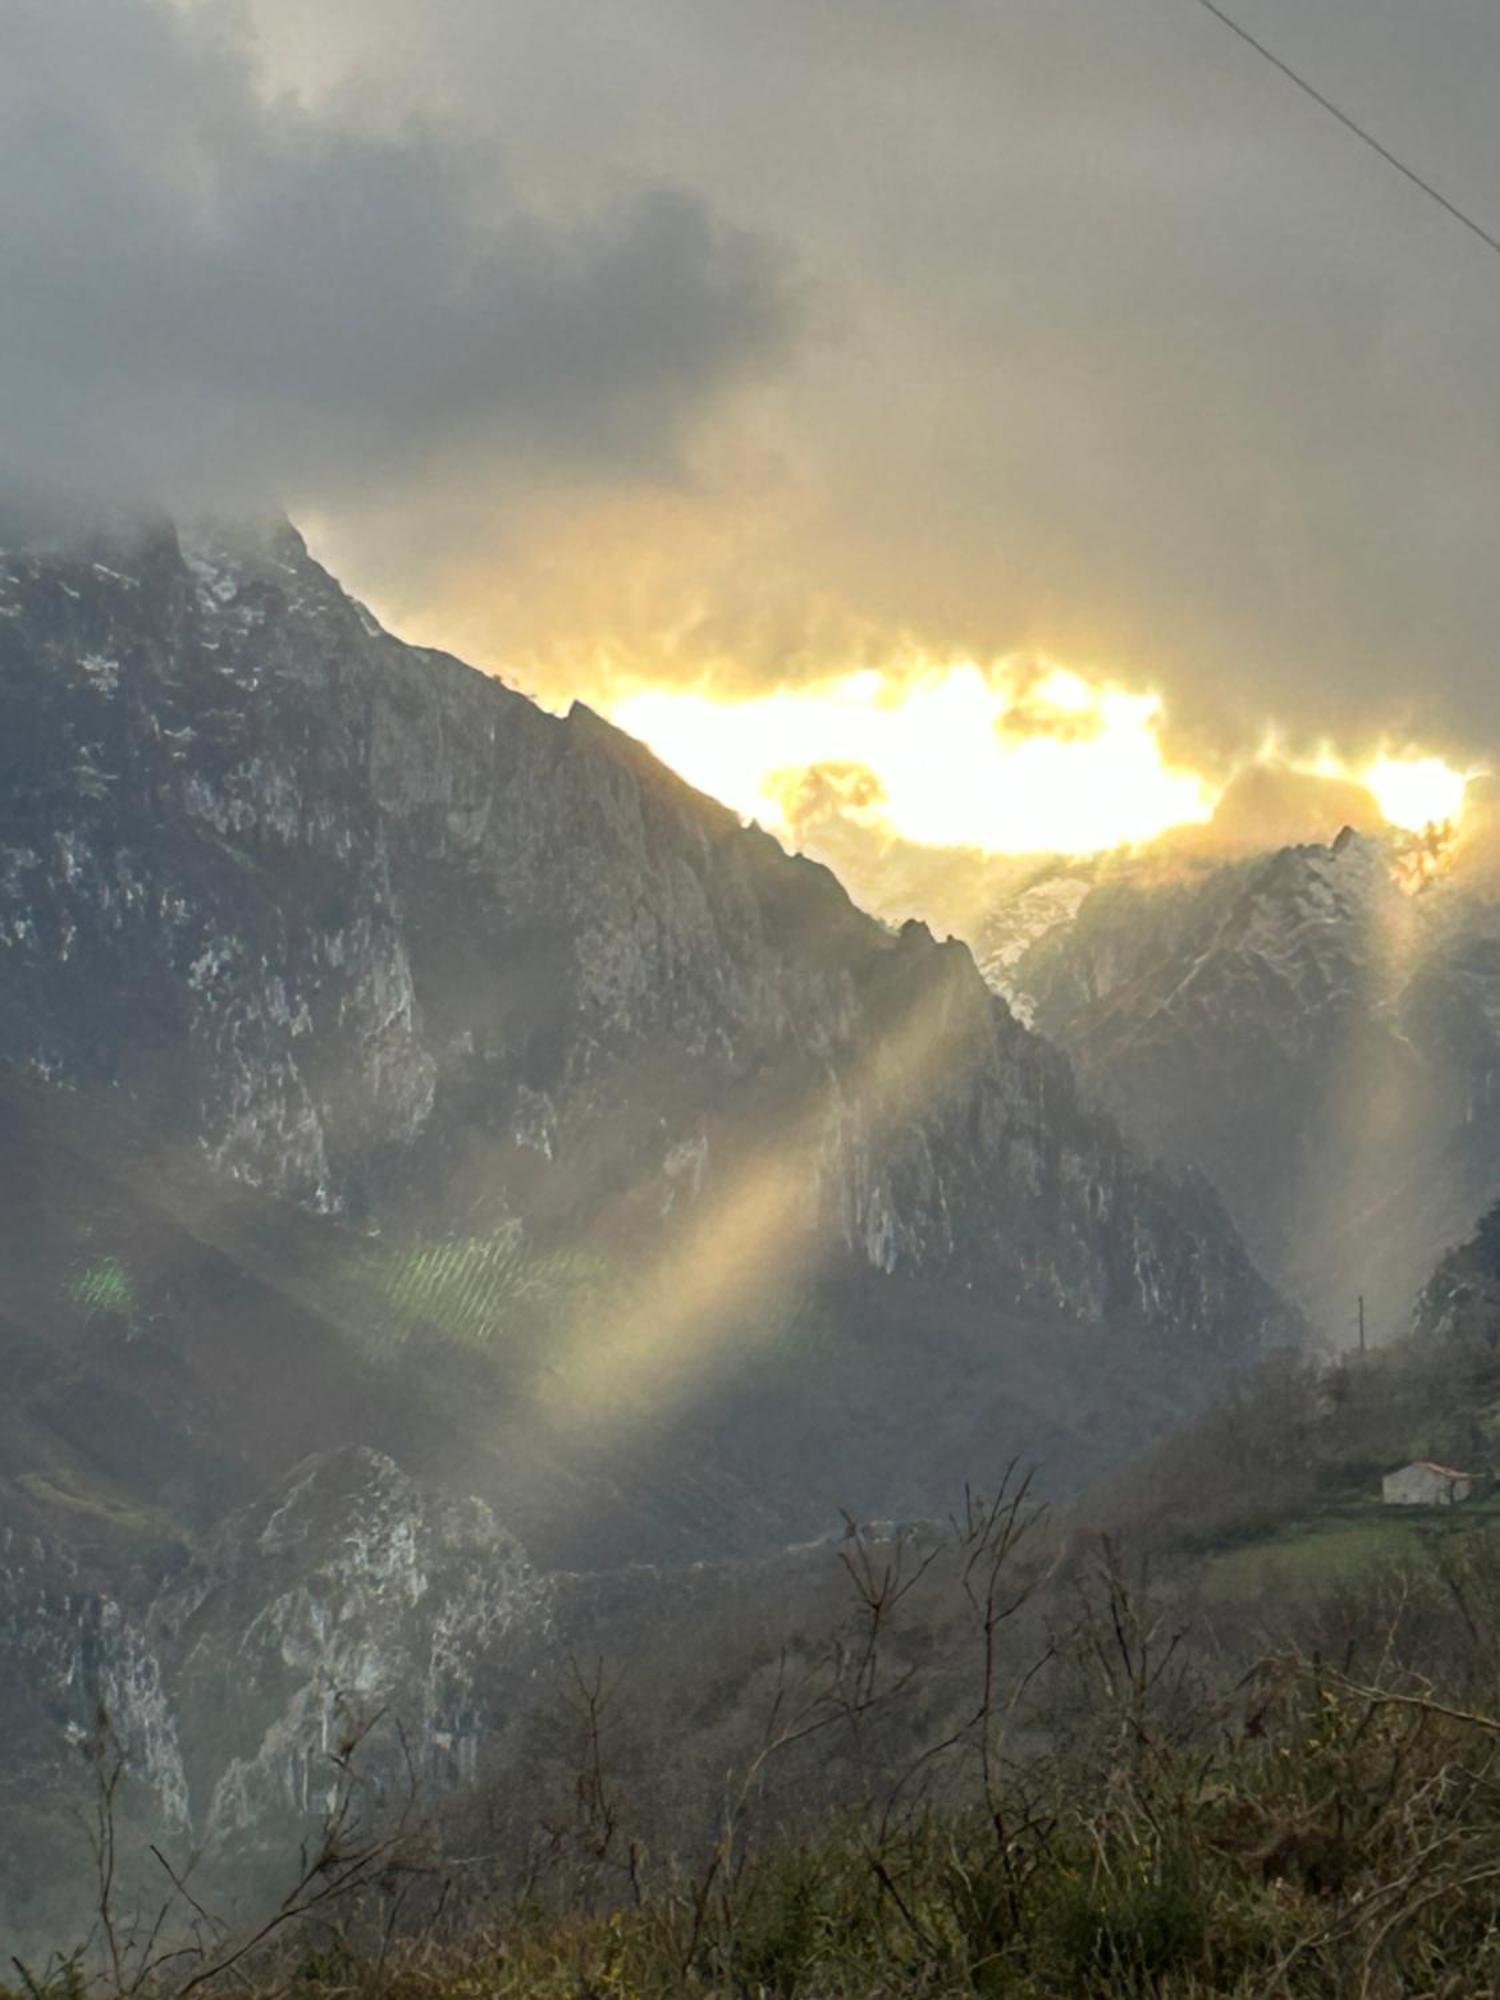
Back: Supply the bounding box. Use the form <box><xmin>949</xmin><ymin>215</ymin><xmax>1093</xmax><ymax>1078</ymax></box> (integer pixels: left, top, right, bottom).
<box><xmin>5</xmin><ymin>0</ymin><xmax>1499</xmax><ymax>864</ymax></box>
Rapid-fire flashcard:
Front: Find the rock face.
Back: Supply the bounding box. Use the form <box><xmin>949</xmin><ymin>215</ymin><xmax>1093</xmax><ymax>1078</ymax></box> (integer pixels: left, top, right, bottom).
<box><xmin>158</xmin><ymin>1446</ymin><xmax>549</xmax><ymax>1853</ymax></box>
<box><xmin>0</xmin><ymin>504</ymin><xmax>1297</xmax><ymax>1932</ymax></box>
<box><xmin>1002</xmin><ymin>831</ymin><xmax>1500</xmax><ymax>1342</ymax></box>
<box><xmin>1414</xmin><ymin>1203</ymin><xmax>1500</xmax><ymax>1348</ymax></box>
<box><xmin>0</xmin><ymin>1448</ymin><xmax>553</xmax><ymax>1940</ymax></box>
<box><xmin>0</xmin><ymin>506</ymin><xmax>1291</xmax><ymax>1525</ymax></box>
<box><xmin>971</xmin><ymin>871</ymin><xmax>1094</xmax><ymax>1025</ymax></box>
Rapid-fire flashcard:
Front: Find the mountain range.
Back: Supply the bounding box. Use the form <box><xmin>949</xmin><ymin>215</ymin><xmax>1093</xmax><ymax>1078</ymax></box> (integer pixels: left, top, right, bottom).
<box><xmin>0</xmin><ymin>504</ymin><xmax>1293</xmax><ymax>1936</ymax></box>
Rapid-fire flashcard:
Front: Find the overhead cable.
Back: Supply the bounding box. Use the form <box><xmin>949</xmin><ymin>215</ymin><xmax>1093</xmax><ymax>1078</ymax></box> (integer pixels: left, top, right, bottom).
<box><xmin>1189</xmin><ymin>0</ymin><xmax>1500</xmax><ymax>260</ymax></box>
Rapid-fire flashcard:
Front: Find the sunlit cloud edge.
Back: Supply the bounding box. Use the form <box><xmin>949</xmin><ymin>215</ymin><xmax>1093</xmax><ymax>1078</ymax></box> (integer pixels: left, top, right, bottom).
<box><xmin>599</xmin><ymin>657</ymin><xmax>1479</xmax><ymax>858</ymax></box>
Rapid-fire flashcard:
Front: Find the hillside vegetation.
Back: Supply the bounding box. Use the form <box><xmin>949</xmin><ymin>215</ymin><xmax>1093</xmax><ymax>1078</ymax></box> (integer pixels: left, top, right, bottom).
<box><xmin>19</xmin><ymin>1422</ymin><xmax>1500</xmax><ymax>1999</ymax></box>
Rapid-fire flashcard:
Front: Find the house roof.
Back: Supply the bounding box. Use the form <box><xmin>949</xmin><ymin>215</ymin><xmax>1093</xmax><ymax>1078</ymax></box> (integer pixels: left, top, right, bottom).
<box><xmin>1393</xmin><ymin>1461</ymin><xmax>1477</xmax><ymax>1481</ymax></box>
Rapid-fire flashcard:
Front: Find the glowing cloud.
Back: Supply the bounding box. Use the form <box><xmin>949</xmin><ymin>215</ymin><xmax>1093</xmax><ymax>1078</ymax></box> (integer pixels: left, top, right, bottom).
<box><xmin>1362</xmin><ymin>755</ymin><xmax>1472</xmax><ymax>834</ymax></box>
<box><xmin>610</xmin><ymin>661</ymin><xmax>1215</xmax><ymax>855</ymax></box>
<box><xmin>607</xmin><ymin>659</ymin><xmax>1479</xmax><ymax>859</ymax></box>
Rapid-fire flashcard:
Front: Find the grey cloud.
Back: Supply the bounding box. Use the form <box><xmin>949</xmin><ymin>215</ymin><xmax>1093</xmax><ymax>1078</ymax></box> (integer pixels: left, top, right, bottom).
<box><xmin>241</xmin><ymin>0</ymin><xmax>1500</xmax><ymax>763</ymax></box>
<box><xmin>0</xmin><ymin>0</ymin><xmax>801</xmax><ymax>510</ymax></box>
<box><xmin>14</xmin><ymin>0</ymin><xmax>1500</xmax><ymax>768</ymax></box>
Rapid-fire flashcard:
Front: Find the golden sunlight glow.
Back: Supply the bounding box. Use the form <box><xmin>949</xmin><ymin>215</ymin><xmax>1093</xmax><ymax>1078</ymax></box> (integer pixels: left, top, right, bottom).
<box><xmin>1362</xmin><ymin>755</ymin><xmax>1471</xmax><ymax>834</ymax></box>
<box><xmin>542</xmin><ymin>962</ymin><xmax>994</xmax><ymax>1427</ymax></box>
<box><xmin>609</xmin><ymin>661</ymin><xmax>1215</xmax><ymax>855</ymax></box>
<box><xmin>605</xmin><ymin>660</ymin><xmax>1479</xmax><ymax>859</ymax></box>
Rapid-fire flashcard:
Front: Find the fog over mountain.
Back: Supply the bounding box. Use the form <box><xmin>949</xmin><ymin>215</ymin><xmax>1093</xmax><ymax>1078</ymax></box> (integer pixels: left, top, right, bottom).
<box><xmin>989</xmin><ymin>827</ymin><xmax>1500</xmax><ymax>1345</ymax></box>
<box><xmin>12</xmin><ymin>3</ymin><xmax>1500</xmax><ymax>1980</ymax></box>
<box><xmin>195</xmin><ymin>1</ymin><xmax>1500</xmax><ymax>771</ymax></box>
<box><xmin>8</xmin><ymin>0</ymin><xmax>1500</xmax><ymax>780</ymax></box>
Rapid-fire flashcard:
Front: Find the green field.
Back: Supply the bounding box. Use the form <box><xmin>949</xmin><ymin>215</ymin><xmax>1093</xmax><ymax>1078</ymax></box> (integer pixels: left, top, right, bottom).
<box><xmin>1200</xmin><ymin>1495</ymin><xmax>1500</xmax><ymax>1602</ymax></box>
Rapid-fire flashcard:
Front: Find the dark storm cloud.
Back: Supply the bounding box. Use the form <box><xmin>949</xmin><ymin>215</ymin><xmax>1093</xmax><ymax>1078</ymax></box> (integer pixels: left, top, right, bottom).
<box><xmin>0</xmin><ymin>0</ymin><xmax>800</xmax><ymax>509</ymax></box>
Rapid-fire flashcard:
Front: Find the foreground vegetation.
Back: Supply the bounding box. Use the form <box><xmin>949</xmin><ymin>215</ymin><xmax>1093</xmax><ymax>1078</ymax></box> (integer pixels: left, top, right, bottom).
<box><xmin>263</xmin><ymin>1653</ymin><xmax>1500</xmax><ymax>1996</ymax></box>
<box><xmin>19</xmin><ymin>1438</ymin><xmax>1500</xmax><ymax>2000</ymax></box>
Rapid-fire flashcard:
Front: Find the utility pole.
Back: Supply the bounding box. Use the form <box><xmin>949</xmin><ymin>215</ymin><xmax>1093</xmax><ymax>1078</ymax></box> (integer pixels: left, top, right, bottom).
<box><xmin>1357</xmin><ymin>1294</ymin><xmax>1366</xmax><ymax>1357</ymax></box>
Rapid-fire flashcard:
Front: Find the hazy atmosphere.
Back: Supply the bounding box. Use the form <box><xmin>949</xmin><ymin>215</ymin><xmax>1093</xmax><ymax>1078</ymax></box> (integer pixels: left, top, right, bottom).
<box><xmin>14</xmin><ymin>5</ymin><xmax>1500</xmax><ymax>1991</ymax></box>
<box><xmin>8</xmin><ymin>0</ymin><xmax>1500</xmax><ymax>858</ymax></box>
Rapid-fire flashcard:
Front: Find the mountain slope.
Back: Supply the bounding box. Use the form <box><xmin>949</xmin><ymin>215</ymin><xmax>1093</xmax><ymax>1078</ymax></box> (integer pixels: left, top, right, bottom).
<box><xmin>1006</xmin><ymin>830</ymin><xmax>1500</xmax><ymax>1341</ymax></box>
<box><xmin>0</xmin><ymin>502</ymin><xmax>1312</xmax><ymax>1939</ymax></box>
<box><xmin>0</xmin><ymin>505</ymin><xmax>1294</xmax><ymax>1553</ymax></box>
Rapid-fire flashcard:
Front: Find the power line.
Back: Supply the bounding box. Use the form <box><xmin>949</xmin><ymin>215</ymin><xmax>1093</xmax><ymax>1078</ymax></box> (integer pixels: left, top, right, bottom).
<box><xmin>1189</xmin><ymin>0</ymin><xmax>1500</xmax><ymax>261</ymax></box>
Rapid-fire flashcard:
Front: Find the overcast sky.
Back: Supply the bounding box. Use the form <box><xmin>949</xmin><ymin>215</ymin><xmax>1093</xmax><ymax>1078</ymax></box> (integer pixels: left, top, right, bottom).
<box><xmin>7</xmin><ymin>0</ymin><xmax>1500</xmax><ymax>775</ymax></box>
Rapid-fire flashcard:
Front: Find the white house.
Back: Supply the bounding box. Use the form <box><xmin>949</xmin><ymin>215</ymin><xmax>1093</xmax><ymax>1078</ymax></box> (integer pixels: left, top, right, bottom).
<box><xmin>1381</xmin><ymin>1461</ymin><xmax>1479</xmax><ymax>1507</ymax></box>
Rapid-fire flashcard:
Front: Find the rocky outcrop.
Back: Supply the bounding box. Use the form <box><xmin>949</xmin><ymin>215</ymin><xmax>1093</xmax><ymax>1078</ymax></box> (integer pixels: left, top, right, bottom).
<box><xmin>157</xmin><ymin>1447</ymin><xmax>550</xmax><ymax>1855</ymax></box>
<box><xmin>0</xmin><ymin>1450</ymin><xmax>553</xmax><ymax>1938</ymax></box>
<box><xmin>1414</xmin><ymin>1203</ymin><xmax>1500</xmax><ymax>1348</ymax></box>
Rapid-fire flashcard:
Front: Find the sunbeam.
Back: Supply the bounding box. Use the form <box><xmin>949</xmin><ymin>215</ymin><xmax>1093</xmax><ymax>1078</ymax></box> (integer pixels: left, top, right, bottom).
<box><xmin>538</xmin><ymin>946</ymin><xmax>998</xmax><ymax>1427</ymax></box>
